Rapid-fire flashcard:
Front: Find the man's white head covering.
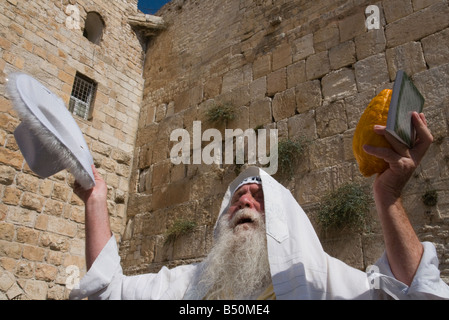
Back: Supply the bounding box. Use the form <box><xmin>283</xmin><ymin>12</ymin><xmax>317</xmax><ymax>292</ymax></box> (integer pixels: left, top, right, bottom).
<box><xmin>208</xmin><ymin>166</ymin><xmax>373</xmax><ymax>299</ymax></box>
<box><xmin>233</xmin><ymin>176</ymin><xmax>262</xmax><ymax>195</ymax></box>
<box><xmin>6</xmin><ymin>73</ymin><xmax>95</xmax><ymax>189</ymax></box>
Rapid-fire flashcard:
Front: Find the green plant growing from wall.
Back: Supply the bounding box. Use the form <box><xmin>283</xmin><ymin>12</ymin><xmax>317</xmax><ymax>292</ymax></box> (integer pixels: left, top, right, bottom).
<box><xmin>277</xmin><ymin>136</ymin><xmax>308</xmax><ymax>178</ymax></box>
<box><xmin>164</xmin><ymin>219</ymin><xmax>197</xmax><ymax>244</ymax></box>
<box><xmin>318</xmin><ymin>183</ymin><xmax>371</xmax><ymax>231</ymax></box>
<box><xmin>206</xmin><ymin>102</ymin><xmax>236</xmax><ymax>123</ymax></box>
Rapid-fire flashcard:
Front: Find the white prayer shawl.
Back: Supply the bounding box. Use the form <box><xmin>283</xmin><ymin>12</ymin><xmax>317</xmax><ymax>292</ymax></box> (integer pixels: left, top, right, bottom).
<box><xmin>70</xmin><ymin>167</ymin><xmax>449</xmax><ymax>300</ymax></box>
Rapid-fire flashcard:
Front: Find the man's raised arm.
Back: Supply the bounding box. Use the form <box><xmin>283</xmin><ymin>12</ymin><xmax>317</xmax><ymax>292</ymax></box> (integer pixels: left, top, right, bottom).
<box><xmin>74</xmin><ymin>165</ymin><xmax>111</xmax><ymax>270</ymax></box>
<box><xmin>363</xmin><ymin>112</ymin><xmax>433</xmax><ymax>286</ymax></box>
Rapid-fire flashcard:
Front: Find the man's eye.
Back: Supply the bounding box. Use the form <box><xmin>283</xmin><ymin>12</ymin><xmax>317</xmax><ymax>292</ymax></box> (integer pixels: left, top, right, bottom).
<box><xmin>231</xmin><ymin>195</ymin><xmax>240</xmax><ymax>204</ymax></box>
<box><xmin>254</xmin><ymin>191</ymin><xmax>263</xmax><ymax>199</ymax></box>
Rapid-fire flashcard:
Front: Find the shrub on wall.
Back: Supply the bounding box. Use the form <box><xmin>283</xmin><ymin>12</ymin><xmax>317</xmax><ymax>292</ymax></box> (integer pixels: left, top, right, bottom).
<box><xmin>318</xmin><ymin>183</ymin><xmax>372</xmax><ymax>231</ymax></box>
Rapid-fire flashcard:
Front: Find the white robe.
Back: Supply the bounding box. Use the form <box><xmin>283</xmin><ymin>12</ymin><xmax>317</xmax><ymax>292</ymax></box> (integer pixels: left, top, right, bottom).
<box><xmin>69</xmin><ymin>167</ymin><xmax>449</xmax><ymax>300</ymax></box>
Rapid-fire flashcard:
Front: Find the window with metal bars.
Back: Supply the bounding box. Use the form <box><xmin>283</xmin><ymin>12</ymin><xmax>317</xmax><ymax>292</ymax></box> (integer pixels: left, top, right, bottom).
<box><xmin>69</xmin><ymin>73</ymin><xmax>96</xmax><ymax>120</ymax></box>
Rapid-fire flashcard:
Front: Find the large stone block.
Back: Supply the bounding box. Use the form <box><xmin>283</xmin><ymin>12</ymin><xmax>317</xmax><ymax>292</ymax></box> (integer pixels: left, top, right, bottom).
<box><xmin>272</xmin><ymin>87</ymin><xmax>296</xmax><ymax>121</ymax></box>
<box><xmin>294</xmin><ymin>167</ymin><xmax>333</xmax><ymax>204</ymax></box>
<box><xmin>287</xmin><ymin>110</ymin><xmax>317</xmax><ymax>141</ymax></box>
<box><xmin>329</xmin><ymin>40</ymin><xmax>356</xmax><ymax>70</ymax></box>
<box><xmin>354</xmin><ymin>53</ymin><xmax>389</xmax><ymax>91</ymax></box>
<box><xmin>151</xmin><ymin>179</ymin><xmax>191</xmax><ymax>211</ymax></box>
<box><xmin>47</xmin><ymin>216</ymin><xmax>77</xmax><ymax>237</ymax></box>
<box><xmin>316</xmin><ymin>100</ymin><xmax>348</xmax><ymax>138</ymax></box>
<box><xmin>385</xmin><ymin>2</ymin><xmax>449</xmax><ymax>48</ymax></box>
<box><xmin>413</xmin><ymin>63</ymin><xmax>449</xmax><ymax>107</ymax></box>
<box><xmin>338</xmin><ymin>11</ymin><xmax>366</xmax><ymax>42</ymax></box>
<box><xmin>272</xmin><ymin>42</ymin><xmax>292</xmax><ymax>71</ymax></box>
<box><xmin>313</xmin><ymin>23</ymin><xmax>339</xmax><ymax>52</ymax></box>
<box><xmin>287</xmin><ymin>60</ymin><xmax>306</xmax><ymax>89</ymax></box>
<box><xmin>0</xmin><ymin>165</ymin><xmax>16</xmax><ymax>186</ymax></box>
<box><xmin>382</xmin><ymin>0</ymin><xmax>413</xmax><ymax>24</ymax></box>
<box><xmin>385</xmin><ymin>41</ymin><xmax>427</xmax><ymax>80</ymax></box>
<box><xmin>306</xmin><ymin>51</ymin><xmax>330</xmax><ymax>80</ymax></box>
<box><xmin>355</xmin><ymin>29</ymin><xmax>386</xmax><ymax>61</ymax></box>
<box><xmin>295</xmin><ymin>80</ymin><xmax>322</xmax><ymax>113</ymax></box>
<box><xmin>249</xmin><ymin>76</ymin><xmax>267</xmax><ymax>100</ymax></box>
<box><xmin>253</xmin><ymin>54</ymin><xmax>271</xmax><ymax>79</ymax></box>
<box><xmin>322</xmin><ymin>235</ymin><xmax>364</xmax><ymax>270</ymax></box>
<box><xmin>267</xmin><ymin>67</ymin><xmax>286</xmax><ymax>96</ymax></box>
<box><xmin>344</xmin><ymin>88</ymin><xmax>376</xmax><ymax>129</ymax></box>
<box><xmin>249</xmin><ymin>97</ymin><xmax>272</xmax><ymax>128</ymax></box>
<box><xmin>292</xmin><ymin>33</ymin><xmax>314</xmax><ymax>62</ymax></box>
<box><xmin>321</xmin><ymin>68</ymin><xmax>357</xmax><ymax>102</ymax></box>
<box><xmin>421</xmin><ymin>28</ymin><xmax>449</xmax><ymax>68</ymax></box>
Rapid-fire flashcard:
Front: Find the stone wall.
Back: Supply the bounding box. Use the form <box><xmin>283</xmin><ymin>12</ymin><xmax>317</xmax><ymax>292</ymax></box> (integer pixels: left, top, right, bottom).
<box><xmin>0</xmin><ymin>0</ymin><xmax>143</xmax><ymax>299</ymax></box>
<box><xmin>123</xmin><ymin>0</ymin><xmax>449</xmax><ymax>285</ymax></box>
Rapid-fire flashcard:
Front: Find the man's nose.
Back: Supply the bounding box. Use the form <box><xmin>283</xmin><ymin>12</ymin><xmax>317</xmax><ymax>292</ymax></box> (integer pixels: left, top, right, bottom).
<box><xmin>238</xmin><ymin>193</ymin><xmax>255</xmax><ymax>209</ymax></box>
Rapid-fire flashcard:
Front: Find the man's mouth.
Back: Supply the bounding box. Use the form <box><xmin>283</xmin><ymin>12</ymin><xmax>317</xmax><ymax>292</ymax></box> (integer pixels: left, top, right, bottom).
<box><xmin>235</xmin><ymin>217</ymin><xmax>254</xmax><ymax>226</ymax></box>
<box><xmin>231</xmin><ymin>210</ymin><xmax>258</xmax><ymax>230</ymax></box>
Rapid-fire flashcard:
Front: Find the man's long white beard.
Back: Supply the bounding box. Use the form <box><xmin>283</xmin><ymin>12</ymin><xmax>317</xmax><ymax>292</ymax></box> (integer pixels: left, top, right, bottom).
<box><xmin>195</xmin><ymin>208</ymin><xmax>271</xmax><ymax>300</ymax></box>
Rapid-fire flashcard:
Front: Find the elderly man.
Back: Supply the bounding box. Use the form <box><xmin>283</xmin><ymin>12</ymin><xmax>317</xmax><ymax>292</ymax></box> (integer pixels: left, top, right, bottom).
<box><xmin>69</xmin><ymin>112</ymin><xmax>449</xmax><ymax>300</ymax></box>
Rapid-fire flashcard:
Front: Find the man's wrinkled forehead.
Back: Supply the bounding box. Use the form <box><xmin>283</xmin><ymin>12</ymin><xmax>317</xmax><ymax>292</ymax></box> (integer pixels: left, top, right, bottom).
<box><xmin>232</xmin><ymin>176</ymin><xmax>262</xmax><ymax>195</ymax></box>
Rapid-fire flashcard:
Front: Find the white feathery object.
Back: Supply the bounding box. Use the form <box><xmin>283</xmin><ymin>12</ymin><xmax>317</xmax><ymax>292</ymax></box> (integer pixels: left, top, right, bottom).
<box><xmin>6</xmin><ymin>73</ymin><xmax>95</xmax><ymax>189</ymax></box>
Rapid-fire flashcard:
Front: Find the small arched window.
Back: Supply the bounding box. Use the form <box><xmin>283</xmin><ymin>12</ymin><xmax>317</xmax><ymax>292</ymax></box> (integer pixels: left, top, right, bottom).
<box><xmin>83</xmin><ymin>12</ymin><xmax>104</xmax><ymax>45</ymax></box>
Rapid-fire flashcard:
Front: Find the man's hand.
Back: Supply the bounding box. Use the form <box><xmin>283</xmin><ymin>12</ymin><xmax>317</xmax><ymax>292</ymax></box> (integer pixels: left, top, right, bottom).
<box><xmin>363</xmin><ymin>112</ymin><xmax>433</xmax><ymax>198</ymax></box>
<box><xmin>74</xmin><ymin>165</ymin><xmax>108</xmax><ymax>205</ymax></box>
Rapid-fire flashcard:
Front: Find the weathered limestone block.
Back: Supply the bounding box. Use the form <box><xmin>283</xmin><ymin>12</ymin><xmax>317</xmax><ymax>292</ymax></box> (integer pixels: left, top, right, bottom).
<box><xmin>249</xmin><ymin>98</ymin><xmax>272</xmax><ymax>128</ymax></box>
<box><xmin>0</xmin><ymin>223</ymin><xmax>14</xmax><ymax>241</ymax></box>
<box><xmin>329</xmin><ymin>40</ymin><xmax>356</xmax><ymax>70</ymax></box>
<box><xmin>344</xmin><ymin>88</ymin><xmax>376</xmax><ymax>129</ymax></box>
<box><xmin>267</xmin><ymin>67</ymin><xmax>286</xmax><ymax>96</ymax></box>
<box><xmin>382</xmin><ymin>0</ymin><xmax>413</xmax><ymax>24</ymax></box>
<box><xmin>385</xmin><ymin>41</ymin><xmax>427</xmax><ymax>80</ymax></box>
<box><xmin>316</xmin><ymin>100</ymin><xmax>347</xmax><ymax>138</ymax></box>
<box><xmin>306</xmin><ymin>51</ymin><xmax>330</xmax><ymax>80</ymax></box>
<box><xmin>249</xmin><ymin>76</ymin><xmax>267</xmax><ymax>100</ymax></box>
<box><xmin>151</xmin><ymin>179</ymin><xmax>191</xmax><ymax>211</ymax></box>
<box><xmin>253</xmin><ymin>54</ymin><xmax>271</xmax><ymax>79</ymax></box>
<box><xmin>321</xmin><ymin>68</ymin><xmax>357</xmax><ymax>102</ymax></box>
<box><xmin>0</xmin><ymin>165</ymin><xmax>15</xmax><ymax>185</ymax></box>
<box><xmin>354</xmin><ymin>53</ymin><xmax>389</xmax><ymax>91</ymax></box>
<box><xmin>338</xmin><ymin>11</ymin><xmax>366</xmax><ymax>42</ymax></box>
<box><xmin>421</xmin><ymin>28</ymin><xmax>449</xmax><ymax>68</ymax></box>
<box><xmin>272</xmin><ymin>42</ymin><xmax>292</xmax><ymax>71</ymax></box>
<box><xmin>294</xmin><ymin>167</ymin><xmax>333</xmax><ymax>204</ymax></box>
<box><xmin>309</xmin><ymin>135</ymin><xmax>345</xmax><ymax>170</ymax></box>
<box><xmin>272</xmin><ymin>87</ymin><xmax>296</xmax><ymax>121</ymax></box>
<box><xmin>322</xmin><ymin>236</ymin><xmax>364</xmax><ymax>270</ymax></box>
<box><xmin>413</xmin><ymin>63</ymin><xmax>449</xmax><ymax>107</ymax></box>
<box><xmin>227</xmin><ymin>105</ymin><xmax>249</xmax><ymax>130</ymax></box>
<box><xmin>313</xmin><ymin>23</ymin><xmax>339</xmax><ymax>52</ymax></box>
<box><xmin>287</xmin><ymin>110</ymin><xmax>317</xmax><ymax>141</ymax></box>
<box><xmin>287</xmin><ymin>60</ymin><xmax>306</xmax><ymax>88</ymax></box>
<box><xmin>47</xmin><ymin>216</ymin><xmax>77</xmax><ymax>238</ymax></box>
<box><xmin>222</xmin><ymin>68</ymin><xmax>245</xmax><ymax>93</ymax></box>
<box><xmin>385</xmin><ymin>2</ymin><xmax>449</xmax><ymax>48</ymax></box>
<box><xmin>23</xmin><ymin>279</ymin><xmax>48</xmax><ymax>300</ymax></box>
<box><xmin>295</xmin><ymin>80</ymin><xmax>321</xmax><ymax>113</ymax></box>
<box><xmin>355</xmin><ymin>29</ymin><xmax>386</xmax><ymax>61</ymax></box>
<box><xmin>292</xmin><ymin>33</ymin><xmax>314</xmax><ymax>62</ymax></box>
<box><xmin>172</xmin><ymin>225</ymin><xmax>207</xmax><ymax>260</ymax></box>
<box><xmin>151</xmin><ymin>160</ymin><xmax>171</xmax><ymax>189</ymax></box>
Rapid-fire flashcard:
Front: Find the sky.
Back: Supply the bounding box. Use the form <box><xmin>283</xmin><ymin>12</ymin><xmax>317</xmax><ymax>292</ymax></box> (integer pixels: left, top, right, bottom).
<box><xmin>138</xmin><ymin>0</ymin><xmax>171</xmax><ymax>14</ymax></box>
